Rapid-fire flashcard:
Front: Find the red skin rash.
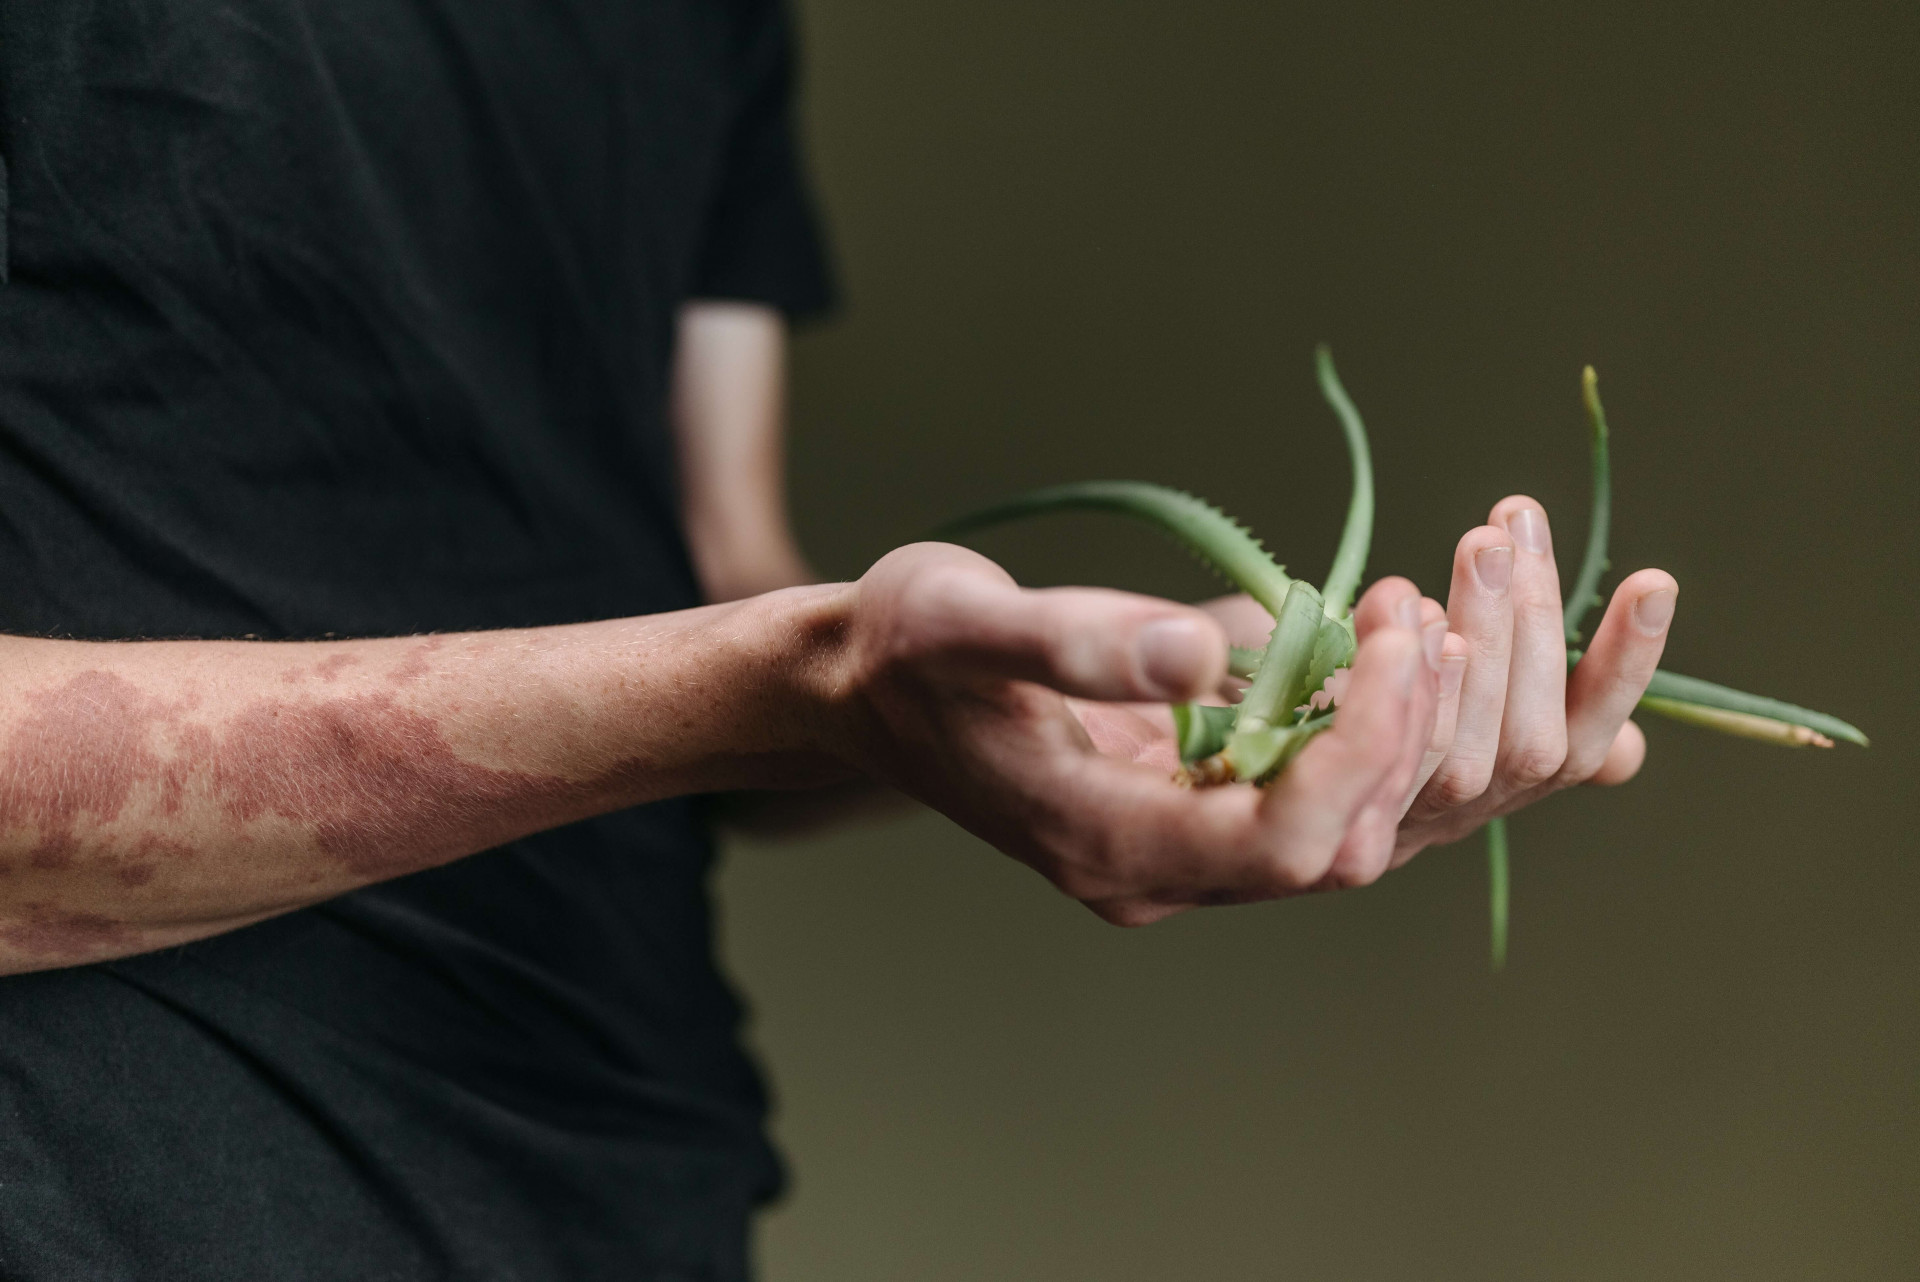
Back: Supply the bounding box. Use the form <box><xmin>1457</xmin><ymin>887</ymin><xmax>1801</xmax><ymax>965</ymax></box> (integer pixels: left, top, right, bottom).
<box><xmin>0</xmin><ymin>671</ymin><xmax>193</xmax><ymax>871</ymax></box>
<box><xmin>208</xmin><ymin>690</ymin><xmax>598</xmax><ymax>876</ymax></box>
<box><xmin>0</xmin><ymin>904</ymin><xmax>137</xmax><ymax>959</ymax></box>
<box><xmin>0</xmin><ymin>666</ymin><xmax>618</xmax><ymax>957</ymax></box>
<box><xmin>386</xmin><ymin>637</ymin><xmax>444</xmax><ymax>686</ymax></box>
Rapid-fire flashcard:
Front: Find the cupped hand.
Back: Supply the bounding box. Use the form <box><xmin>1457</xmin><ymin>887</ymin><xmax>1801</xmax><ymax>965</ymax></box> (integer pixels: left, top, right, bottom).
<box><xmin>835</xmin><ymin>543</ymin><xmax>1440</xmax><ymax>924</ymax></box>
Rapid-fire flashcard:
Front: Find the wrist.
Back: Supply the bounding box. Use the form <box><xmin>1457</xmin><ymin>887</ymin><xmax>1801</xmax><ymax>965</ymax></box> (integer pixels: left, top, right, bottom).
<box><xmin>724</xmin><ymin>580</ymin><xmax>872</xmax><ymax>777</ymax></box>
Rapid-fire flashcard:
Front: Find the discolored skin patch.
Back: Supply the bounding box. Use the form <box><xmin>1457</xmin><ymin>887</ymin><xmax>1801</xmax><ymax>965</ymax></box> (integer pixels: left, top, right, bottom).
<box><xmin>0</xmin><ymin>671</ymin><xmax>192</xmax><ymax>870</ymax></box>
<box><xmin>0</xmin><ymin>903</ymin><xmax>137</xmax><ymax>959</ymax></box>
<box><xmin>386</xmin><ymin>636</ymin><xmax>445</xmax><ymax>686</ymax></box>
<box><xmin>314</xmin><ymin>653</ymin><xmax>359</xmax><ymax>682</ymax></box>
<box><xmin>207</xmin><ymin>689</ymin><xmax>600</xmax><ymax>877</ymax></box>
<box><xmin>0</xmin><ymin>667</ymin><xmax>621</xmax><ymax>959</ymax></box>
<box><xmin>112</xmin><ymin>834</ymin><xmax>195</xmax><ymax>886</ymax></box>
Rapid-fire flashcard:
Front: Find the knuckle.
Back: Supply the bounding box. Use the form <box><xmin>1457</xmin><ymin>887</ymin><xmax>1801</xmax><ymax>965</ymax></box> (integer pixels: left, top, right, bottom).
<box><xmin>1426</xmin><ymin>759</ymin><xmax>1494</xmax><ymax>809</ymax></box>
<box><xmin>1503</xmin><ymin>739</ymin><xmax>1567</xmax><ymax>787</ymax></box>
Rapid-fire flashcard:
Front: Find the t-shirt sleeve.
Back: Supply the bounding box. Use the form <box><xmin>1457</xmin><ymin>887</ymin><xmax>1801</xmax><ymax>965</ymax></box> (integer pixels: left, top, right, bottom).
<box><xmin>689</xmin><ymin>0</ymin><xmax>837</xmax><ymax>320</ymax></box>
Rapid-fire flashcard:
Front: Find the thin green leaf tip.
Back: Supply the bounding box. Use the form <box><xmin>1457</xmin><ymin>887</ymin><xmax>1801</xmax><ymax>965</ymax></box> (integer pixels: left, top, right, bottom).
<box><xmin>1316</xmin><ymin>345</ymin><xmax>1375</xmax><ymax>618</ymax></box>
<box><xmin>1564</xmin><ymin>365</ymin><xmax>1612</xmax><ymax>644</ymax></box>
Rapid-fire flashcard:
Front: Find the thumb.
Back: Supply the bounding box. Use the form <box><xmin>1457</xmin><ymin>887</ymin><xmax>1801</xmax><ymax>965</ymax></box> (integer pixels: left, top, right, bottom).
<box><xmin>875</xmin><ymin>543</ymin><xmax>1228</xmax><ymax>702</ymax></box>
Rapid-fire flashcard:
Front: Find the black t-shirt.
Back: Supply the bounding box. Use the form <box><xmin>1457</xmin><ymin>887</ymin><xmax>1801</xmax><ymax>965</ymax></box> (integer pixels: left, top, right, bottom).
<box><xmin>0</xmin><ymin>2</ymin><xmax>832</xmax><ymax>1277</ymax></box>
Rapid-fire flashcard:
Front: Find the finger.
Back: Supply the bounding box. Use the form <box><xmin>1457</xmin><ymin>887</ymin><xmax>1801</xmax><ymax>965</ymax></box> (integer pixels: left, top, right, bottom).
<box><xmin>885</xmin><ymin>544</ymin><xmax>1227</xmax><ymax>701</ymax></box>
<box><xmin>1350</xmin><ymin>575</ymin><xmax>1425</xmax><ymax>641</ymax></box>
<box><xmin>1418</xmin><ymin>597</ymin><xmax>1448</xmax><ymax>665</ymax></box>
<box><xmin>1486</xmin><ymin>497</ymin><xmax>1569</xmax><ymax>794</ymax></box>
<box><xmin>1403</xmin><ymin>598</ymin><xmax>1451</xmax><ymax>779</ymax></box>
<box><xmin>1310</xmin><ymin>579</ymin><xmax>1435</xmax><ymax>886</ymax></box>
<box><xmin>1314</xmin><ymin>575</ymin><xmax>1421</xmax><ymax>713</ymax></box>
<box><xmin>1324</xmin><ymin>615</ymin><xmax>1442</xmax><ymax>887</ymax></box>
<box><xmin>1262</xmin><ymin>624</ymin><xmax>1423</xmax><ymax>889</ymax></box>
<box><xmin>1560</xmin><ymin>570</ymin><xmax>1678</xmax><ymax>781</ymax></box>
<box><xmin>1414</xmin><ymin>630</ymin><xmax>1471</xmax><ymax>797</ymax></box>
<box><xmin>1417</xmin><ymin>525</ymin><xmax>1515</xmax><ymax>811</ymax></box>
<box><xmin>1196</xmin><ymin>593</ymin><xmax>1272</xmax><ymax>700</ymax></box>
<box><xmin>1589</xmin><ymin>719</ymin><xmax>1647</xmax><ymax>786</ymax></box>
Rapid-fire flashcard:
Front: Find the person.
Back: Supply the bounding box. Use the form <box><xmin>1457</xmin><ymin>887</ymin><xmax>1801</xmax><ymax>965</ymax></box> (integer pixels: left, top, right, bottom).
<box><xmin>0</xmin><ymin>1</ymin><xmax>1678</xmax><ymax>1277</ymax></box>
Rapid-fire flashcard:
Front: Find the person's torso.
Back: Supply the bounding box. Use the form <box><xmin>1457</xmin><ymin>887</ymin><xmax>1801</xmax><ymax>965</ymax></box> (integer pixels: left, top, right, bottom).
<box><xmin>0</xmin><ymin>2</ymin><xmax>807</xmax><ymax>1274</ymax></box>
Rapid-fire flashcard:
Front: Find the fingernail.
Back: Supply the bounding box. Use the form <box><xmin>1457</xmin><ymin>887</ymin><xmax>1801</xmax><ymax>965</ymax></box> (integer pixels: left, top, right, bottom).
<box><xmin>1475</xmin><ymin>544</ymin><xmax>1513</xmax><ymax>591</ymax></box>
<box><xmin>1441</xmin><ymin>651</ymin><xmax>1468</xmax><ymax>697</ymax></box>
<box><xmin>1136</xmin><ymin>617</ymin><xmax>1215</xmax><ymax>696</ymax></box>
<box><xmin>1507</xmin><ymin>507</ymin><xmax>1549</xmax><ymax>555</ymax></box>
<box><xmin>1396</xmin><ymin>595</ymin><xmax>1422</xmax><ymax>629</ymax></box>
<box><xmin>1422</xmin><ymin>619</ymin><xmax>1446</xmax><ymax>670</ymax></box>
<box><xmin>1632</xmin><ymin>587</ymin><xmax>1677</xmax><ymax>636</ymax></box>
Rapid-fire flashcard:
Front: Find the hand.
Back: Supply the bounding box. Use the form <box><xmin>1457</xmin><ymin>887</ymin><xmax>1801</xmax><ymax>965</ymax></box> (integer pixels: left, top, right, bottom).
<box><xmin>832</xmin><ymin>543</ymin><xmax>1441</xmax><ymax>924</ymax></box>
<box><xmin>1391</xmin><ymin>496</ymin><xmax>1679</xmax><ymax>859</ymax></box>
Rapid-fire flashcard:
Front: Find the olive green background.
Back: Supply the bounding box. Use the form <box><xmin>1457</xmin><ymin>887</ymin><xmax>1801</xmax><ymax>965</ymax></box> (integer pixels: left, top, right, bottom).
<box><xmin>717</xmin><ymin>2</ymin><xmax>1919</xmax><ymax>1277</ymax></box>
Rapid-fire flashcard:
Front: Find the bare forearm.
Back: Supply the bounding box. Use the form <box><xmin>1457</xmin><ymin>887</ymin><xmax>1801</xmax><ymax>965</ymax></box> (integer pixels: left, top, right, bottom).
<box><xmin>0</xmin><ymin>586</ymin><xmax>858</xmax><ymax>972</ymax></box>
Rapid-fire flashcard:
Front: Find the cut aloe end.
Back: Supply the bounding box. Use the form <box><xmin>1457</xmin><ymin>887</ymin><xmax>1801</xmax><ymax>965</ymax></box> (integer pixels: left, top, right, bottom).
<box><xmin>1219</xmin><ymin>714</ymin><xmax>1330</xmax><ymax>784</ymax></box>
<box><xmin>1173</xmin><ymin>702</ymin><xmax>1238</xmax><ymax>764</ymax></box>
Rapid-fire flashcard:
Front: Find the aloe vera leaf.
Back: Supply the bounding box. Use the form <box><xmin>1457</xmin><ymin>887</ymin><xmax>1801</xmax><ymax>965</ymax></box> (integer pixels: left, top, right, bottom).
<box><xmin>1316</xmin><ymin>346</ymin><xmax>1375</xmax><ymax>618</ymax></box>
<box><xmin>1235</xmin><ymin>580</ymin><xmax>1325</xmax><ymax>732</ymax></box>
<box><xmin>1635</xmin><ymin>668</ymin><xmax>1866</xmax><ymax>745</ymax></box>
<box><xmin>1565</xmin><ymin>650</ymin><xmax>1867</xmax><ymax>747</ymax></box>
<box><xmin>1172</xmin><ymin>702</ymin><xmax>1239</xmax><ymax>763</ymax></box>
<box><xmin>1227</xmin><ymin>646</ymin><xmax>1263</xmax><ymax>680</ymax></box>
<box><xmin>1222</xmin><ymin>582</ymin><xmax>1326</xmax><ymax>779</ymax></box>
<box><xmin>1209</xmin><ymin>712</ymin><xmax>1332</xmax><ymax>785</ymax></box>
<box><xmin>934</xmin><ymin>482</ymin><xmax>1294</xmax><ymax>617</ymax></box>
<box><xmin>1271</xmin><ymin>714</ymin><xmax>1333</xmax><ymax>776</ymax></box>
<box><xmin>1564</xmin><ymin>366</ymin><xmax>1613</xmax><ymax>644</ymax></box>
<box><xmin>1641</xmin><ymin>669</ymin><xmax>1866</xmax><ymax>746</ymax></box>
<box><xmin>1305</xmin><ymin>614</ymin><xmax>1357</xmax><ymax>708</ymax></box>
<box><xmin>1637</xmin><ymin>696</ymin><xmax>1837</xmax><ymax>747</ymax></box>
<box><xmin>1486</xmin><ymin>817</ymin><xmax>1510</xmax><ymax>971</ymax></box>
<box><xmin>1217</xmin><ymin>723</ymin><xmax>1286</xmax><ymax>782</ymax></box>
